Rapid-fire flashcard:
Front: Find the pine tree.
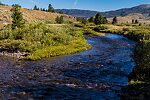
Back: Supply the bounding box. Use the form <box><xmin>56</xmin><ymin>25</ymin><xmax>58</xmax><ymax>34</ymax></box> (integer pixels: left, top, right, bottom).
<box><xmin>94</xmin><ymin>13</ymin><xmax>101</xmax><ymax>25</ymax></box>
<box><xmin>33</xmin><ymin>5</ymin><xmax>38</xmax><ymax>10</ymax></box>
<box><xmin>11</xmin><ymin>4</ymin><xmax>25</xmax><ymax>29</ymax></box>
<box><xmin>112</xmin><ymin>16</ymin><xmax>117</xmax><ymax>25</ymax></box>
<box><xmin>42</xmin><ymin>8</ymin><xmax>46</xmax><ymax>11</ymax></box>
<box><xmin>48</xmin><ymin>4</ymin><xmax>55</xmax><ymax>12</ymax></box>
<box><xmin>132</xmin><ymin>19</ymin><xmax>135</xmax><ymax>24</ymax></box>
<box><xmin>135</xmin><ymin>19</ymin><xmax>139</xmax><ymax>24</ymax></box>
<box><xmin>94</xmin><ymin>13</ymin><xmax>107</xmax><ymax>25</ymax></box>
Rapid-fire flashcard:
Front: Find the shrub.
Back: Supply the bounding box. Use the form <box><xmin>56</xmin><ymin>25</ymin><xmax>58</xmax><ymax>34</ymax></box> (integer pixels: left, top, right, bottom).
<box><xmin>93</xmin><ymin>25</ymin><xmax>108</xmax><ymax>32</ymax></box>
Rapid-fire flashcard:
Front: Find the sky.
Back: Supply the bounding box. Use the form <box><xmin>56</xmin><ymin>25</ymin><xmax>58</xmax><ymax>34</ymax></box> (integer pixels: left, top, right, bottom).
<box><xmin>1</xmin><ymin>0</ymin><xmax>150</xmax><ymax>12</ymax></box>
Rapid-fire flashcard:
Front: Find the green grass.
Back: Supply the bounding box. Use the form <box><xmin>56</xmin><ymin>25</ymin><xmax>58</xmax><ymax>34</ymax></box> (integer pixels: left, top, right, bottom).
<box><xmin>0</xmin><ymin>23</ymin><xmax>90</xmax><ymax>60</ymax></box>
<box><xmin>120</xmin><ymin>25</ymin><xmax>150</xmax><ymax>98</ymax></box>
<box><xmin>129</xmin><ymin>80</ymin><xmax>145</xmax><ymax>85</ymax></box>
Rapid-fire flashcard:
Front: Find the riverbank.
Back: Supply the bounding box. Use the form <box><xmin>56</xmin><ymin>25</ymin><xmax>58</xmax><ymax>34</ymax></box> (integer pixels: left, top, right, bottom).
<box><xmin>0</xmin><ymin>23</ymin><xmax>91</xmax><ymax>60</ymax></box>
<box><xmin>80</xmin><ymin>23</ymin><xmax>150</xmax><ymax>99</ymax></box>
<box><xmin>105</xmin><ymin>24</ymin><xmax>150</xmax><ymax>99</ymax></box>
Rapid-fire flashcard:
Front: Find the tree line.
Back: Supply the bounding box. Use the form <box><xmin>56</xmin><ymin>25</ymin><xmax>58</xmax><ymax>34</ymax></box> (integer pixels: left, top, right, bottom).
<box><xmin>77</xmin><ymin>13</ymin><xmax>108</xmax><ymax>25</ymax></box>
<box><xmin>76</xmin><ymin>13</ymin><xmax>119</xmax><ymax>25</ymax></box>
<box><xmin>33</xmin><ymin>4</ymin><xmax>55</xmax><ymax>12</ymax></box>
<box><xmin>0</xmin><ymin>1</ymin><xmax>8</xmax><ymax>6</ymax></box>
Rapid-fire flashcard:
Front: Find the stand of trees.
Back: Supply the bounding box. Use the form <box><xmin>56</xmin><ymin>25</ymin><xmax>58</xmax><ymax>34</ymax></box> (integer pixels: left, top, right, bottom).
<box><xmin>132</xmin><ymin>19</ymin><xmax>139</xmax><ymax>24</ymax></box>
<box><xmin>0</xmin><ymin>1</ymin><xmax>4</xmax><ymax>5</ymax></box>
<box><xmin>76</xmin><ymin>13</ymin><xmax>108</xmax><ymax>25</ymax></box>
<box><xmin>55</xmin><ymin>16</ymin><xmax>64</xmax><ymax>24</ymax></box>
<box><xmin>0</xmin><ymin>1</ymin><xmax>8</xmax><ymax>6</ymax></box>
<box><xmin>48</xmin><ymin>4</ymin><xmax>55</xmax><ymax>12</ymax></box>
<box><xmin>88</xmin><ymin>13</ymin><xmax>108</xmax><ymax>25</ymax></box>
<box><xmin>33</xmin><ymin>4</ymin><xmax>55</xmax><ymax>12</ymax></box>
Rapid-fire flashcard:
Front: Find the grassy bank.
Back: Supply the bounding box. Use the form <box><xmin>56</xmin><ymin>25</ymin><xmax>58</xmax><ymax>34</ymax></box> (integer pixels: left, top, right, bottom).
<box><xmin>118</xmin><ymin>25</ymin><xmax>150</xmax><ymax>99</ymax></box>
<box><xmin>0</xmin><ymin>23</ymin><xmax>90</xmax><ymax>60</ymax></box>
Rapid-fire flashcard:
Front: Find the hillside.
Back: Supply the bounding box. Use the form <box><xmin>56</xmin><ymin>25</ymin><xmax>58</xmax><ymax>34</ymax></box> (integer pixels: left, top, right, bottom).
<box><xmin>57</xmin><ymin>4</ymin><xmax>150</xmax><ymax>18</ymax></box>
<box><xmin>0</xmin><ymin>5</ymin><xmax>75</xmax><ymax>29</ymax></box>
<box><xmin>56</xmin><ymin>9</ymin><xmax>98</xmax><ymax>18</ymax></box>
<box><xmin>102</xmin><ymin>4</ymin><xmax>150</xmax><ymax>18</ymax></box>
<box><xmin>56</xmin><ymin>4</ymin><xmax>150</xmax><ymax>24</ymax></box>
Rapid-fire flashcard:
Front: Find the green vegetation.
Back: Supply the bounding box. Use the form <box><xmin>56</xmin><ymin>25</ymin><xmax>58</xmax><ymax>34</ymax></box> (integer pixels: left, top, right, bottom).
<box><xmin>93</xmin><ymin>13</ymin><xmax>108</xmax><ymax>25</ymax></box>
<box><xmin>112</xmin><ymin>16</ymin><xmax>118</xmax><ymax>25</ymax></box>
<box><xmin>11</xmin><ymin>4</ymin><xmax>25</xmax><ymax>29</ymax></box>
<box><xmin>76</xmin><ymin>13</ymin><xmax>108</xmax><ymax>25</ymax></box>
<box><xmin>88</xmin><ymin>17</ymin><xmax>94</xmax><ymax>23</ymax></box>
<box><xmin>129</xmin><ymin>80</ymin><xmax>145</xmax><ymax>85</ymax></box>
<box><xmin>117</xmin><ymin>25</ymin><xmax>150</xmax><ymax>99</ymax></box>
<box><xmin>132</xmin><ymin>19</ymin><xmax>139</xmax><ymax>24</ymax></box>
<box><xmin>33</xmin><ymin>5</ymin><xmax>39</xmax><ymax>10</ymax></box>
<box><xmin>48</xmin><ymin>4</ymin><xmax>55</xmax><ymax>12</ymax></box>
<box><xmin>74</xmin><ymin>13</ymin><xmax>109</xmax><ymax>36</ymax></box>
<box><xmin>33</xmin><ymin>4</ymin><xmax>55</xmax><ymax>12</ymax></box>
<box><xmin>0</xmin><ymin>23</ymin><xmax>90</xmax><ymax>60</ymax></box>
<box><xmin>0</xmin><ymin>3</ymin><xmax>91</xmax><ymax>60</ymax></box>
<box><xmin>55</xmin><ymin>16</ymin><xmax>64</xmax><ymax>24</ymax></box>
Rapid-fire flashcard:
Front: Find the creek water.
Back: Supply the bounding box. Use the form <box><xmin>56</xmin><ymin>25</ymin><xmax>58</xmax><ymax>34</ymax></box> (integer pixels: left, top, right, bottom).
<box><xmin>0</xmin><ymin>34</ymin><xmax>136</xmax><ymax>100</ymax></box>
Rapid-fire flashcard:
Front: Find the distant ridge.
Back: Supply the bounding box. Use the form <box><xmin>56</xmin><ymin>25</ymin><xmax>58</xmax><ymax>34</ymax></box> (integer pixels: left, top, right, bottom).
<box><xmin>56</xmin><ymin>4</ymin><xmax>150</xmax><ymax>18</ymax></box>
<box><xmin>56</xmin><ymin>9</ymin><xmax>99</xmax><ymax>18</ymax></box>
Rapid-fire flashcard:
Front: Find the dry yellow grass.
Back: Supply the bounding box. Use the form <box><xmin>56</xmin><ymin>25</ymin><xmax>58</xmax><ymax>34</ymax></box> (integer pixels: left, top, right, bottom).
<box><xmin>108</xmin><ymin>13</ymin><xmax>150</xmax><ymax>24</ymax></box>
<box><xmin>0</xmin><ymin>5</ymin><xmax>75</xmax><ymax>29</ymax></box>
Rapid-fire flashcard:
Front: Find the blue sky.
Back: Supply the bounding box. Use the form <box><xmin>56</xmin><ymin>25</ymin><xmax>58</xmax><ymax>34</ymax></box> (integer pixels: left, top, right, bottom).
<box><xmin>1</xmin><ymin>0</ymin><xmax>150</xmax><ymax>11</ymax></box>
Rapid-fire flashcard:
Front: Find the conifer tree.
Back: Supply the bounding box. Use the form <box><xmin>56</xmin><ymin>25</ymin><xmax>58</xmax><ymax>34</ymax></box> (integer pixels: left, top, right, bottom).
<box><xmin>112</xmin><ymin>16</ymin><xmax>118</xmax><ymax>25</ymax></box>
<box><xmin>33</xmin><ymin>5</ymin><xmax>38</xmax><ymax>10</ymax></box>
<box><xmin>135</xmin><ymin>19</ymin><xmax>139</xmax><ymax>24</ymax></box>
<box><xmin>11</xmin><ymin>4</ymin><xmax>25</xmax><ymax>29</ymax></box>
<box><xmin>94</xmin><ymin>13</ymin><xmax>108</xmax><ymax>25</ymax></box>
<box><xmin>94</xmin><ymin>13</ymin><xmax>101</xmax><ymax>25</ymax></box>
<box><xmin>132</xmin><ymin>19</ymin><xmax>135</xmax><ymax>24</ymax></box>
<box><xmin>48</xmin><ymin>4</ymin><xmax>55</xmax><ymax>12</ymax></box>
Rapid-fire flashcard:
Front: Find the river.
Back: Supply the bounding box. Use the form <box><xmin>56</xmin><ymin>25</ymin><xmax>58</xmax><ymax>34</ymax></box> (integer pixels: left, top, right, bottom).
<box><xmin>0</xmin><ymin>34</ymin><xmax>136</xmax><ymax>100</ymax></box>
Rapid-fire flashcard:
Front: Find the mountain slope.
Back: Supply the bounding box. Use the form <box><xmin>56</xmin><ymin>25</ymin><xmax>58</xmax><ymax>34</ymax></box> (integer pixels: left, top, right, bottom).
<box><xmin>56</xmin><ymin>4</ymin><xmax>150</xmax><ymax>18</ymax></box>
<box><xmin>102</xmin><ymin>4</ymin><xmax>150</xmax><ymax>18</ymax></box>
<box><xmin>56</xmin><ymin>9</ymin><xmax>98</xmax><ymax>18</ymax></box>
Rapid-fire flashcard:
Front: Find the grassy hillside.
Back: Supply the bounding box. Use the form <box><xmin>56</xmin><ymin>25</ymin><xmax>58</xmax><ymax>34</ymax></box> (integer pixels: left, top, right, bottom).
<box><xmin>0</xmin><ymin>5</ymin><xmax>75</xmax><ymax>29</ymax></box>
